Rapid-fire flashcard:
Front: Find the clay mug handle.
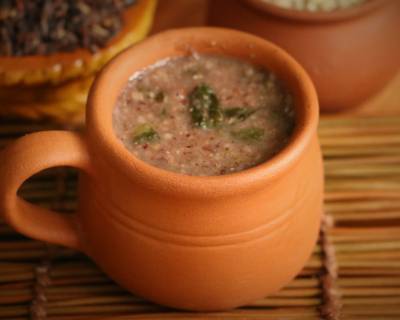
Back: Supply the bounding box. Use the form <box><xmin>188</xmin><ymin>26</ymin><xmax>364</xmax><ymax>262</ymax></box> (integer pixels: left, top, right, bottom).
<box><xmin>0</xmin><ymin>131</ymin><xmax>91</xmax><ymax>251</ymax></box>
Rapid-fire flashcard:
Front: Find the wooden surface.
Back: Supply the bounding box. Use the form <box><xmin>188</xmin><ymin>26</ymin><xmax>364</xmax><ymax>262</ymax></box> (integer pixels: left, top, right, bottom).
<box><xmin>351</xmin><ymin>72</ymin><xmax>400</xmax><ymax>116</ymax></box>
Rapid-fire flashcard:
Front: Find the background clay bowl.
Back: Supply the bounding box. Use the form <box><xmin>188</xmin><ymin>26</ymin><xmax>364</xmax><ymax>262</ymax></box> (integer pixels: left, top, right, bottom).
<box><xmin>208</xmin><ymin>0</ymin><xmax>400</xmax><ymax>112</ymax></box>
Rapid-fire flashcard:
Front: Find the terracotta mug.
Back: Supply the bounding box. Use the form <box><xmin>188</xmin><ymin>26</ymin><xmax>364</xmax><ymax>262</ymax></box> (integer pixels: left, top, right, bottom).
<box><xmin>208</xmin><ymin>0</ymin><xmax>400</xmax><ymax>112</ymax></box>
<box><xmin>0</xmin><ymin>28</ymin><xmax>323</xmax><ymax>311</ymax></box>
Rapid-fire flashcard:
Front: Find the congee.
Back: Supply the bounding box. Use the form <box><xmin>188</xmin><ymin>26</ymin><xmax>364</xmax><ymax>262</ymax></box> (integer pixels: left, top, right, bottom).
<box><xmin>113</xmin><ymin>54</ymin><xmax>295</xmax><ymax>176</ymax></box>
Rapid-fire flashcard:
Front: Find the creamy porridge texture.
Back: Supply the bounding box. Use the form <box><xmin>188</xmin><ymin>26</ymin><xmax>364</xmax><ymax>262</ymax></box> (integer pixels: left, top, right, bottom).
<box><xmin>261</xmin><ymin>0</ymin><xmax>368</xmax><ymax>11</ymax></box>
<box><xmin>113</xmin><ymin>54</ymin><xmax>295</xmax><ymax>176</ymax></box>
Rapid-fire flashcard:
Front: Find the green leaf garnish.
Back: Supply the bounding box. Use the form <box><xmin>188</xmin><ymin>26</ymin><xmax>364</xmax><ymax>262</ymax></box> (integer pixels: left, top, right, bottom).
<box><xmin>188</xmin><ymin>84</ymin><xmax>223</xmax><ymax>129</ymax></box>
<box><xmin>155</xmin><ymin>91</ymin><xmax>164</xmax><ymax>103</ymax></box>
<box><xmin>223</xmin><ymin>107</ymin><xmax>255</xmax><ymax>124</ymax></box>
<box><xmin>231</xmin><ymin>127</ymin><xmax>264</xmax><ymax>142</ymax></box>
<box><xmin>132</xmin><ymin>124</ymin><xmax>160</xmax><ymax>144</ymax></box>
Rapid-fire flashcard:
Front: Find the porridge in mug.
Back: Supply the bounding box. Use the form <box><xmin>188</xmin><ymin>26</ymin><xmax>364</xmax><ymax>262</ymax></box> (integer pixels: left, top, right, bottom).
<box><xmin>113</xmin><ymin>54</ymin><xmax>295</xmax><ymax>176</ymax></box>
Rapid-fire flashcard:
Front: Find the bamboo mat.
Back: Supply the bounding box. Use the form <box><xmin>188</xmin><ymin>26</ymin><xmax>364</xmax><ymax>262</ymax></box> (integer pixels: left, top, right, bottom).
<box><xmin>0</xmin><ymin>115</ymin><xmax>399</xmax><ymax>320</ymax></box>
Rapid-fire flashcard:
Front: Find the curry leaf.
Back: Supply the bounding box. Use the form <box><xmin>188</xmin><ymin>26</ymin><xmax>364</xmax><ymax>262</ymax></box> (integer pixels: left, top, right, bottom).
<box><xmin>223</xmin><ymin>107</ymin><xmax>255</xmax><ymax>124</ymax></box>
<box><xmin>132</xmin><ymin>124</ymin><xmax>160</xmax><ymax>144</ymax></box>
<box><xmin>231</xmin><ymin>127</ymin><xmax>264</xmax><ymax>142</ymax></box>
<box><xmin>188</xmin><ymin>84</ymin><xmax>223</xmax><ymax>129</ymax></box>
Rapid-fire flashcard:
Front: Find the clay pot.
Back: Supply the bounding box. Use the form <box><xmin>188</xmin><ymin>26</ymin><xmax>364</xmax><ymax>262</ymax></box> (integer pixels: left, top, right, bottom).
<box><xmin>208</xmin><ymin>0</ymin><xmax>400</xmax><ymax>112</ymax></box>
<box><xmin>0</xmin><ymin>28</ymin><xmax>323</xmax><ymax>311</ymax></box>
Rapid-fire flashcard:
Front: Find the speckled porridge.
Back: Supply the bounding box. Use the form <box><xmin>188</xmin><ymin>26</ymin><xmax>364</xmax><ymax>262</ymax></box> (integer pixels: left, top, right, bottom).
<box><xmin>113</xmin><ymin>54</ymin><xmax>295</xmax><ymax>176</ymax></box>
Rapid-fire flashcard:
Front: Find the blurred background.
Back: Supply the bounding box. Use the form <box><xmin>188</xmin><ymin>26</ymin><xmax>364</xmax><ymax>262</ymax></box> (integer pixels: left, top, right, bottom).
<box><xmin>0</xmin><ymin>1</ymin><xmax>399</xmax><ymax>319</ymax></box>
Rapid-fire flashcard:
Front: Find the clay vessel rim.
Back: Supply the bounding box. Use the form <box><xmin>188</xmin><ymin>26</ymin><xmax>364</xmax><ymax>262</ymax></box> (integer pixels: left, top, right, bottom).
<box><xmin>87</xmin><ymin>27</ymin><xmax>318</xmax><ymax>196</ymax></box>
<box><xmin>243</xmin><ymin>0</ymin><xmax>386</xmax><ymax>23</ymax></box>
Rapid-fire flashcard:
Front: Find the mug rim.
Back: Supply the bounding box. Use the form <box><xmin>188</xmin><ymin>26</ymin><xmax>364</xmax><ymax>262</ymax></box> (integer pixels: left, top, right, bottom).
<box><xmin>243</xmin><ymin>0</ymin><xmax>386</xmax><ymax>23</ymax></box>
<box><xmin>86</xmin><ymin>27</ymin><xmax>318</xmax><ymax>197</ymax></box>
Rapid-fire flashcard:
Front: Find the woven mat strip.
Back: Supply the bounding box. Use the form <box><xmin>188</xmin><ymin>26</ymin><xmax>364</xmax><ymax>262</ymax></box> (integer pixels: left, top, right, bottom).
<box><xmin>30</xmin><ymin>259</ymin><xmax>51</xmax><ymax>320</ymax></box>
<box><xmin>320</xmin><ymin>214</ymin><xmax>342</xmax><ymax>320</ymax></box>
<box><xmin>30</xmin><ymin>169</ymin><xmax>68</xmax><ymax>320</ymax></box>
<box><xmin>0</xmin><ymin>116</ymin><xmax>399</xmax><ymax>319</ymax></box>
